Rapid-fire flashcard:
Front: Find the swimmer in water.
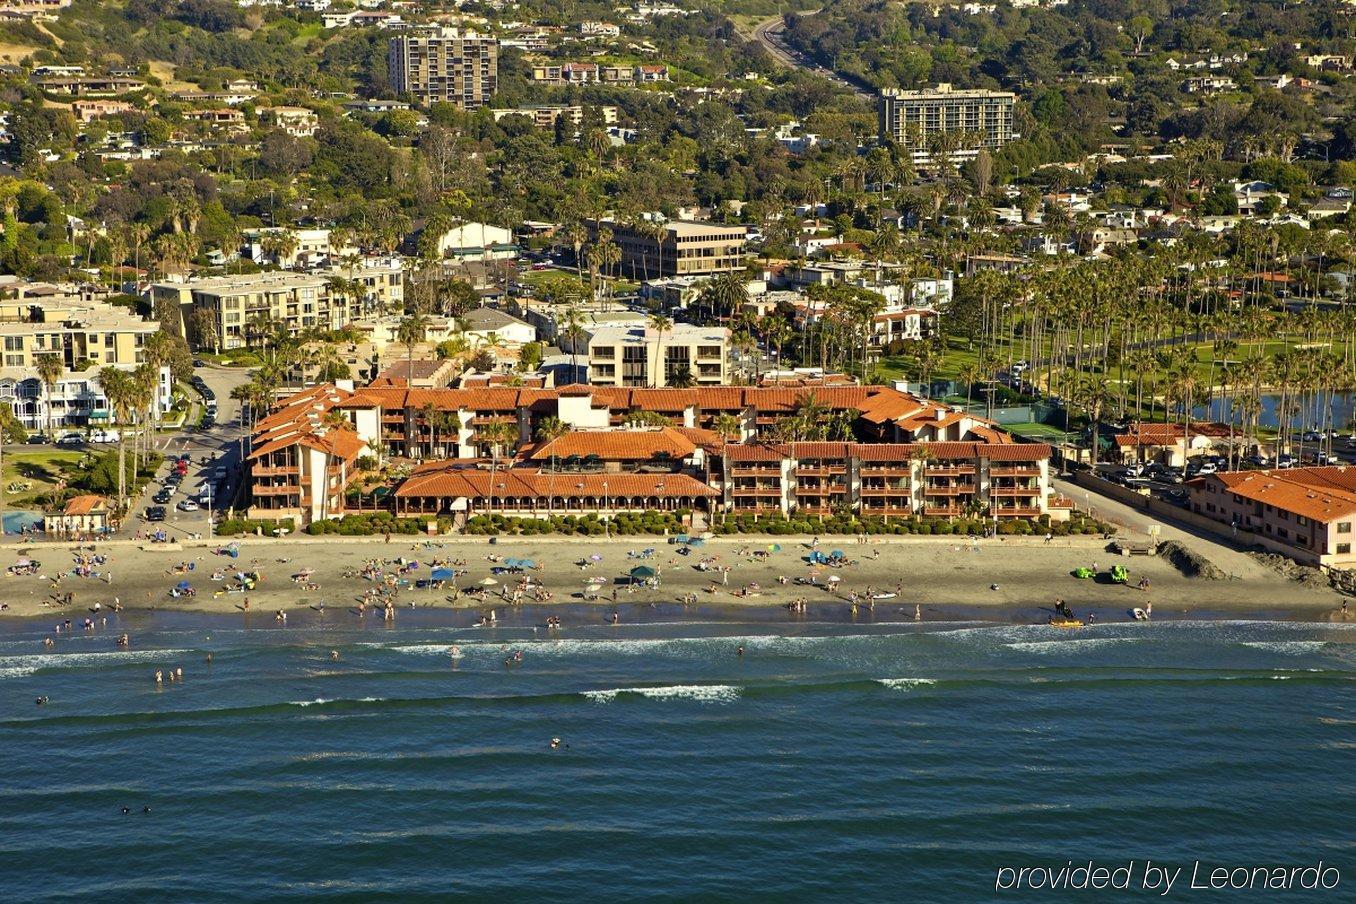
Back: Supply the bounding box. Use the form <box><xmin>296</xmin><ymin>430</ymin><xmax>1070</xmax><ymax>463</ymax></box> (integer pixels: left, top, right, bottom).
<box><xmin>35</xmin><ymin>696</ymin><xmax>48</xmax><ymax>706</ymax></box>
<box><xmin>330</xmin><ymin>650</ymin><xmax>340</xmax><ymax>661</ymax></box>
<box><xmin>550</xmin><ymin>737</ymin><xmax>561</xmax><ymax>749</ymax></box>
<box><xmin>736</xmin><ymin>645</ymin><xmax>744</xmax><ymax>657</ymax></box>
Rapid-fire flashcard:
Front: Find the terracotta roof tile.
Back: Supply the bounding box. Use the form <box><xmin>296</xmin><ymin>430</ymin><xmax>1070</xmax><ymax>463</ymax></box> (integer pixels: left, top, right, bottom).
<box><xmin>527</xmin><ymin>427</ymin><xmax>697</xmax><ymax>462</ymax></box>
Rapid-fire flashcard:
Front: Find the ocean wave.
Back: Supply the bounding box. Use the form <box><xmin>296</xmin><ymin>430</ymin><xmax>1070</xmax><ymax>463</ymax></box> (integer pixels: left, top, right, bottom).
<box><xmin>583</xmin><ymin>684</ymin><xmax>741</xmax><ymax>704</ymax></box>
<box><xmin>875</xmin><ymin>678</ymin><xmax>936</xmax><ymax>690</ymax></box>
<box><xmin>0</xmin><ymin>648</ymin><xmax>195</xmax><ymax>677</ymax></box>
<box><xmin>1006</xmin><ymin>638</ymin><xmax>1143</xmax><ymax>654</ymax></box>
<box><xmin>1241</xmin><ymin>641</ymin><xmax>1328</xmax><ymax>655</ymax></box>
<box><xmin>290</xmin><ymin>697</ymin><xmax>384</xmax><ymax>708</ymax></box>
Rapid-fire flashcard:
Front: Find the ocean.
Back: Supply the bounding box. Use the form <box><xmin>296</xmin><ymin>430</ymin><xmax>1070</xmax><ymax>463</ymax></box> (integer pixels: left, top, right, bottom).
<box><xmin>2</xmin><ymin>607</ymin><xmax>1353</xmax><ymax>902</ymax></box>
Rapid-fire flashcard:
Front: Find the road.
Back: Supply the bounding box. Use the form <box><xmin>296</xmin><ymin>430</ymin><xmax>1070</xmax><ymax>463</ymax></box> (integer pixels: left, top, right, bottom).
<box><xmin>752</xmin><ymin>12</ymin><xmax>875</xmax><ymax>100</ymax></box>
<box><xmin>120</xmin><ymin>364</ymin><xmax>252</xmax><ymax>540</ymax></box>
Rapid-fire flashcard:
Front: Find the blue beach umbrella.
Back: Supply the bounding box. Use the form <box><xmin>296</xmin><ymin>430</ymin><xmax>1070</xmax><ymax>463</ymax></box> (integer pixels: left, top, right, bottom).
<box><xmin>176</xmin><ymin>580</ymin><xmax>191</xmax><ymax>590</ymax></box>
<box><xmin>430</xmin><ymin>567</ymin><xmax>454</xmax><ymax>581</ymax></box>
<box><xmin>519</xmin><ymin>559</ymin><xmax>536</xmax><ymax>569</ymax></box>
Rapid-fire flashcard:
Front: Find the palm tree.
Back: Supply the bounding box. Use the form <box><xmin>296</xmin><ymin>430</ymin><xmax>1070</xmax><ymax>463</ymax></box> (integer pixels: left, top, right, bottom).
<box><xmin>712</xmin><ymin>412</ymin><xmax>742</xmax><ymax>444</ymax></box>
<box><xmin>560</xmin><ymin>306</ymin><xmax>585</xmax><ymax>383</ymax></box>
<box><xmin>565</xmin><ymin>222</ymin><xmax>588</xmax><ymax>282</ymax></box>
<box><xmin>647</xmin><ymin>313</ymin><xmax>672</xmax><ymax>387</ymax></box>
<box><xmin>709</xmin><ymin>272</ymin><xmax>748</xmax><ymax>323</ymax></box>
<box><xmin>97</xmin><ymin>368</ymin><xmax>135</xmax><ymax>513</ymax></box>
<box><xmin>396</xmin><ymin>312</ymin><xmax>431</xmax><ymax>379</ymax></box>
<box><xmin>35</xmin><ymin>353</ymin><xmax>63</xmax><ymax>440</ymax></box>
<box><xmin>535</xmin><ymin>415</ymin><xmax>568</xmax><ymax>516</ymax></box>
<box><xmin>479</xmin><ymin>419</ymin><xmax>518</xmax><ymax>515</ymax></box>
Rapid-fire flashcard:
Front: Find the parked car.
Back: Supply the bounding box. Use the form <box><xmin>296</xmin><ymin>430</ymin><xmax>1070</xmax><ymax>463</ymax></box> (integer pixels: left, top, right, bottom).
<box><xmin>152</xmin><ymin>489</ymin><xmax>173</xmax><ymax>505</ymax></box>
<box><xmin>192</xmin><ymin>359</ymin><xmax>207</xmax><ymax>367</ymax></box>
<box><xmin>56</xmin><ymin>432</ymin><xmax>83</xmax><ymax>446</ymax></box>
<box><xmin>177</xmin><ymin>499</ymin><xmax>199</xmax><ymax>512</ymax></box>
<box><xmin>145</xmin><ymin>506</ymin><xmax>166</xmax><ymax>522</ymax></box>
<box><xmin>25</xmin><ymin>433</ymin><xmax>48</xmax><ymax>444</ymax></box>
<box><xmin>89</xmin><ymin>429</ymin><xmax>120</xmax><ymax>443</ymax></box>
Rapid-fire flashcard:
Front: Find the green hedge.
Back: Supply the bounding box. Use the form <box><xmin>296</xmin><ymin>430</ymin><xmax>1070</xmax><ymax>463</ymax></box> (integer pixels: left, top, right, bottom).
<box><xmin>465</xmin><ymin>510</ymin><xmax>689</xmax><ymax>536</ymax></box>
<box><xmin>216</xmin><ymin>517</ymin><xmax>295</xmax><ymax>536</ymax></box>
<box><xmin>307</xmin><ymin>512</ymin><xmax>448</xmax><ymax>535</ymax></box>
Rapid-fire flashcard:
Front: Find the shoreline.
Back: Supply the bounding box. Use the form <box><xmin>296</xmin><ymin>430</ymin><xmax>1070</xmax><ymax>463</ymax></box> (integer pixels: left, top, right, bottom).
<box><xmin>1</xmin><ymin>532</ymin><xmax>1348</xmax><ymax>630</ymax></box>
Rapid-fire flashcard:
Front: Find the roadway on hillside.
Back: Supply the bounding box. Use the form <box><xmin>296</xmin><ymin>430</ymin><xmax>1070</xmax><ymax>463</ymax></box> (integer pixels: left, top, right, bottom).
<box><xmin>751</xmin><ymin>12</ymin><xmax>875</xmax><ymax>101</ymax></box>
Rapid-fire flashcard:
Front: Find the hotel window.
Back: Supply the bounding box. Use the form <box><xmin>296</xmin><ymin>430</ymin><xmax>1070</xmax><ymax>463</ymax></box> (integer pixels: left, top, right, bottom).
<box><xmin>3</xmin><ymin>337</ymin><xmax>21</xmax><ymax>351</ymax></box>
<box><xmin>1339</xmin><ymin>523</ymin><xmax>1352</xmax><ymax>534</ymax></box>
<box><xmin>1338</xmin><ymin>544</ymin><xmax>1351</xmax><ymax>555</ymax></box>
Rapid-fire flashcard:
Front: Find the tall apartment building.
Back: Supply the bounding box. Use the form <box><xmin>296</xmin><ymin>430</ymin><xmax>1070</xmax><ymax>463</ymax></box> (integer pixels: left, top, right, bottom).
<box><xmin>151</xmin><ymin>266</ymin><xmax>404</xmax><ymax>351</ymax></box>
<box><xmin>592</xmin><ymin>219</ymin><xmax>747</xmax><ymax>278</ymax></box>
<box><xmin>587</xmin><ymin>323</ymin><xmax>729</xmax><ymax>387</ymax></box>
<box><xmin>878</xmin><ymin>83</ymin><xmax>1015</xmax><ymax>159</ymax></box>
<box><xmin>388</xmin><ymin>29</ymin><xmax>498</xmax><ymax>109</ymax></box>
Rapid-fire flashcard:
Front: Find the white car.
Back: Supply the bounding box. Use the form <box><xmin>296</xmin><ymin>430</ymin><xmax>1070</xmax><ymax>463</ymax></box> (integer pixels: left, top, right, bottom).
<box><xmin>176</xmin><ymin>499</ymin><xmax>200</xmax><ymax>512</ymax></box>
<box><xmin>55</xmin><ymin>432</ymin><xmax>83</xmax><ymax>446</ymax></box>
<box><xmin>89</xmin><ymin>429</ymin><xmax>120</xmax><ymax>443</ymax></box>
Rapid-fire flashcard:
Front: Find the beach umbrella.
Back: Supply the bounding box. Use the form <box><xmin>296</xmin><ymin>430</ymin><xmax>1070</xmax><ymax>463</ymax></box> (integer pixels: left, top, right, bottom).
<box><xmin>176</xmin><ymin>579</ymin><xmax>191</xmax><ymax>590</ymax></box>
<box><xmin>478</xmin><ymin>577</ymin><xmax>498</xmax><ymax>586</ymax></box>
<box><xmin>826</xmin><ymin>575</ymin><xmax>841</xmax><ymax>583</ymax></box>
<box><xmin>504</xmin><ymin>558</ymin><xmax>520</xmax><ymax>567</ymax></box>
<box><xmin>675</xmin><ymin>534</ymin><xmax>690</xmax><ymax>544</ymax></box>
<box><xmin>589</xmin><ymin>553</ymin><xmax>603</xmax><ymax>561</ymax></box>
<box><xmin>629</xmin><ymin>565</ymin><xmax>657</xmax><ymax>580</ymax></box>
<box><xmin>768</xmin><ymin>543</ymin><xmax>781</xmax><ymax>552</ymax></box>
<box><xmin>688</xmin><ymin>538</ymin><xmax>705</xmax><ymax>547</ymax></box>
<box><xmin>430</xmin><ymin>567</ymin><xmax>454</xmax><ymax>581</ymax></box>
<box><xmin>519</xmin><ymin>559</ymin><xmax>536</xmax><ymax>569</ymax></box>
<box><xmin>831</xmin><ymin>550</ymin><xmax>844</xmax><ymax>559</ymax></box>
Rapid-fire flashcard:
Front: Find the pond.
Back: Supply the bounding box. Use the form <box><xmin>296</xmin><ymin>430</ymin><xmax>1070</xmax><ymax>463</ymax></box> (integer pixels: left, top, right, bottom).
<box><xmin>1195</xmin><ymin>390</ymin><xmax>1355</xmax><ymax>432</ymax></box>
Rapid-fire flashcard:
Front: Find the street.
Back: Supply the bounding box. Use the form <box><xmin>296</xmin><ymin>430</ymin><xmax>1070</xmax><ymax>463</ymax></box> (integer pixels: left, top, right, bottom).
<box><xmin>119</xmin><ymin>364</ymin><xmax>251</xmax><ymax>540</ymax></box>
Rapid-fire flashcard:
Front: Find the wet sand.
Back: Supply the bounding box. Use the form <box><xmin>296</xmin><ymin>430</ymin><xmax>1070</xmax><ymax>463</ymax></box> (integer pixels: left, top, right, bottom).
<box><xmin>0</xmin><ymin>531</ymin><xmax>1347</xmax><ymax>624</ymax></box>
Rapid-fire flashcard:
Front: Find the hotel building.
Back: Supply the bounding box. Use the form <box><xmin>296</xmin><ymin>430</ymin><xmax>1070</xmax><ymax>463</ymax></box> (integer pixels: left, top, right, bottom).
<box><xmin>878</xmin><ymin>84</ymin><xmax>1015</xmax><ymax>158</ymax></box>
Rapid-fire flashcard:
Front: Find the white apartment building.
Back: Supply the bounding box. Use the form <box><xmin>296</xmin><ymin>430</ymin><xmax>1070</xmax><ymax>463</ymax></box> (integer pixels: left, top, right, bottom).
<box><xmin>587</xmin><ymin>323</ymin><xmax>729</xmax><ymax>387</ymax></box>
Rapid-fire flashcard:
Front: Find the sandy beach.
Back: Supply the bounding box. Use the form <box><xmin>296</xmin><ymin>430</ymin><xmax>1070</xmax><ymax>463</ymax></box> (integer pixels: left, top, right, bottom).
<box><xmin>1</xmin><ymin>529</ymin><xmax>1348</xmax><ymax>626</ymax></box>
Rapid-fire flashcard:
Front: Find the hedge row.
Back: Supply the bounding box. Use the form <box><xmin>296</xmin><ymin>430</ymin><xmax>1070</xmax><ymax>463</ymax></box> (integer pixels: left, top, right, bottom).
<box><xmin>465</xmin><ymin>511</ymin><xmax>687</xmax><ymax>536</ymax></box>
<box><xmin>216</xmin><ymin>517</ymin><xmax>296</xmax><ymax>536</ymax></box>
<box><xmin>307</xmin><ymin>513</ymin><xmax>449</xmax><ymax>535</ymax></box>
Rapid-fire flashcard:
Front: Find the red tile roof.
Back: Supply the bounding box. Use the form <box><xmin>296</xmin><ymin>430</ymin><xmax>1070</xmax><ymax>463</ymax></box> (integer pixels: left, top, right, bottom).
<box><xmin>1199</xmin><ymin>466</ymin><xmax>1356</xmax><ymax>523</ymax></box>
<box><xmin>395</xmin><ymin>465</ymin><xmax>717</xmax><ymax>499</ymax></box>
<box><xmin>527</xmin><ymin>427</ymin><xmax>698</xmax><ymax>462</ymax></box>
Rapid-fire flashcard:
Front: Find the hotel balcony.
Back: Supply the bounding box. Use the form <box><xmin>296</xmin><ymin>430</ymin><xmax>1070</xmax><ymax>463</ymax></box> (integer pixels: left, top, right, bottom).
<box><xmin>924</xmin><ymin>483</ymin><xmax>975</xmax><ymax>496</ymax></box>
<box><xmin>924</xmin><ymin>505</ymin><xmax>966</xmax><ymax>516</ymax></box>
<box><xmin>251</xmin><ymin>465</ymin><xmax>299</xmax><ymax>477</ymax></box>
<box><xmin>927</xmin><ymin>465</ymin><xmax>977</xmax><ymax>476</ymax></box>
<box><xmin>859</xmin><ymin>465</ymin><xmax>913</xmax><ymax>477</ymax></box>
<box><xmin>732</xmin><ymin>486</ymin><xmax>784</xmax><ymax>497</ymax></box>
<box><xmin>989</xmin><ymin>466</ymin><xmax>1042</xmax><ymax>478</ymax></box>
<box><xmin>729</xmin><ymin>465</ymin><xmax>781</xmax><ymax>476</ymax></box>
<box><xmin>860</xmin><ymin>481</ymin><xmax>910</xmax><ymax>493</ymax></box>
<box><xmin>796</xmin><ymin>465</ymin><xmax>847</xmax><ymax>477</ymax></box>
<box><xmin>252</xmin><ymin>483</ymin><xmax>301</xmax><ymax>496</ymax></box>
<box><xmin>860</xmin><ymin>502</ymin><xmax>915</xmax><ymax>514</ymax></box>
<box><xmin>797</xmin><ymin>481</ymin><xmax>847</xmax><ymax>494</ymax></box>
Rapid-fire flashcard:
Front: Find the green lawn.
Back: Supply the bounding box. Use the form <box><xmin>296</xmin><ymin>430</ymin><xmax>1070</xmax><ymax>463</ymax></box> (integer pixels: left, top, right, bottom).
<box><xmin>1006</xmin><ymin>422</ymin><xmax>1071</xmax><ymax>442</ymax></box>
<box><xmin>2</xmin><ymin>450</ymin><xmax>85</xmax><ymax>505</ymax></box>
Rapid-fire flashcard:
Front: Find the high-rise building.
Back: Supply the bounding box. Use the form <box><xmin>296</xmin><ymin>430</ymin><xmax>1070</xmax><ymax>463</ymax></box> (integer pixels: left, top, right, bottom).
<box><xmin>388</xmin><ymin>29</ymin><xmax>498</xmax><ymax>109</ymax></box>
<box><xmin>878</xmin><ymin>83</ymin><xmax>1015</xmax><ymax>159</ymax></box>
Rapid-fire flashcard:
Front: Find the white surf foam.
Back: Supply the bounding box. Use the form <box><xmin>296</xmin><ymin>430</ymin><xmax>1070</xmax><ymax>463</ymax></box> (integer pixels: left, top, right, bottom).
<box><xmin>875</xmin><ymin>678</ymin><xmax>936</xmax><ymax>690</ymax></box>
<box><xmin>583</xmin><ymin>684</ymin><xmax>741</xmax><ymax>704</ymax></box>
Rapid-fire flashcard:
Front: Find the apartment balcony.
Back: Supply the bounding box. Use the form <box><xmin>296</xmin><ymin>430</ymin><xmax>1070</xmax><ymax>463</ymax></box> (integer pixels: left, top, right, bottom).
<box><xmin>927</xmin><ymin>465</ymin><xmax>977</xmax><ymax>476</ymax></box>
<box><xmin>859</xmin><ymin>466</ymin><xmax>913</xmax><ymax>477</ymax></box>
<box><xmin>993</xmin><ymin>506</ymin><xmax>1042</xmax><ymax>517</ymax></box>
<box><xmin>732</xmin><ymin>486</ymin><xmax>784</xmax><ymax>497</ymax></box>
<box><xmin>729</xmin><ymin>465</ymin><xmax>781</xmax><ymax>476</ymax></box>
<box><xmin>989</xmin><ymin>485</ymin><xmax>1040</xmax><ymax>496</ymax></box>
<box><xmin>860</xmin><ymin>502</ymin><xmax>915</xmax><ymax>514</ymax></box>
<box><xmin>251</xmin><ymin>465</ymin><xmax>299</xmax><ymax>477</ymax></box>
<box><xmin>796</xmin><ymin>466</ymin><xmax>847</xmax><ymax>477</ymax></box>
<box><xmin>924</xmin><ymin>505</ymin><xmax>966</xmax><ymax>516</ymax></box>
<box><xmin>251</xmin><ymin>483</ymin><xmax>301</xmax><ymax>496</ymax></box>
<box><xmin>989</xmin><ymin>466</ymin><xmax>1042</xmax><ymax>478</ymax></box>
<box><xmin>731</xmin><ymin>503</ymin><xmax>782</xmax><ymax>514</ymax></box>
<box><xmin>860</xmin><ymin>482</ymin><xmax>911</xmax><ymax>494</ymax></box>
<box><xmin>924</xmin><ymin>484</ymin><xmax>975</xmax><ymax>496</ymax></box>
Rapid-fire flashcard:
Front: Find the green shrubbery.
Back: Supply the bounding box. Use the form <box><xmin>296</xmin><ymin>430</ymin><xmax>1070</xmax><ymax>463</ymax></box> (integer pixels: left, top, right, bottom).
<box><xmin>307</xmin><ymin>512</ymin><xmax>446</xmax><ymax>535</ymax></box>
<box><xmin>216</xmin><ymin>517</ymin><xmax>295</xmax><ymax>536</ymax></box>
<box><xmin>711</xmin><ymin>512</ymin><xmax>1110</xmax><ymax>536</ymax></box>
<box><xmin>465</xmin><ymin>510</ymin><xmax>689</xmax><ymax>536</ymax></box>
